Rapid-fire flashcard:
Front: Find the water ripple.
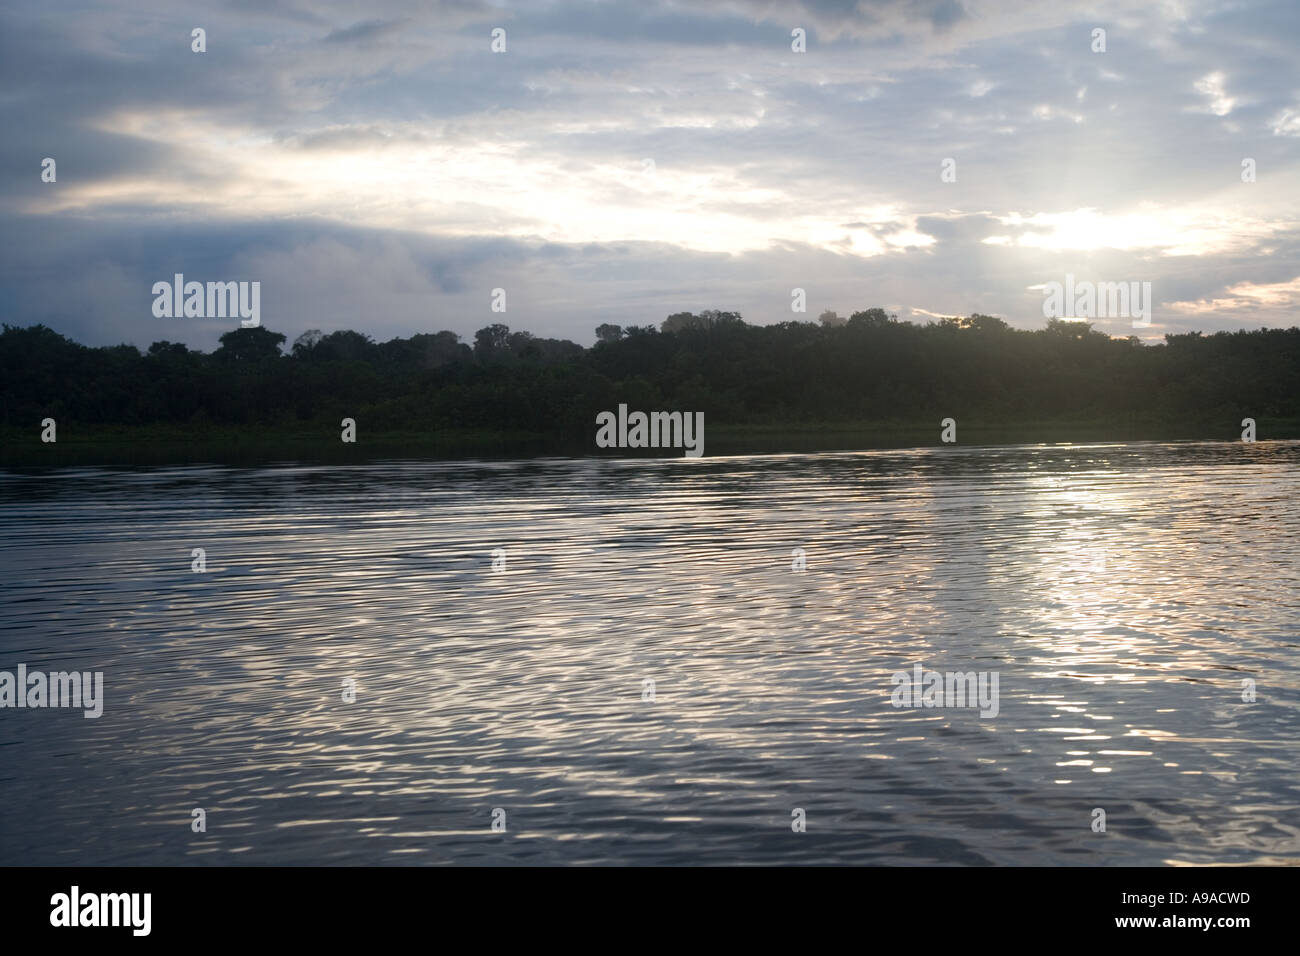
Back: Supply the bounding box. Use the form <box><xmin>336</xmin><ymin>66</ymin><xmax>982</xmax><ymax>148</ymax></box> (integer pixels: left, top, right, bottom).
<box><xmin>1</xmin><ymin>441</ymin><xmax>1298</xmax><ymax>864</ymax></box>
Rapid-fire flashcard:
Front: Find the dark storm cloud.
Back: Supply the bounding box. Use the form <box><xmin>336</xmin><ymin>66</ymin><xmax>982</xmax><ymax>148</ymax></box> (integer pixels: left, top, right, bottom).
<box><xmin>323</xmin><ymin>19</ymin><xmax>409</xmax><ymax>45</ymax></box>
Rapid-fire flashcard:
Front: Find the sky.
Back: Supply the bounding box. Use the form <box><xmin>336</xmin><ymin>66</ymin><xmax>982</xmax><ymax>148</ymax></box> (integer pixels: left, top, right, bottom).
<box><xmin>3</xmin><ymin>0</ymin><xmax>1299</xmax><ymax>351</ymax></box>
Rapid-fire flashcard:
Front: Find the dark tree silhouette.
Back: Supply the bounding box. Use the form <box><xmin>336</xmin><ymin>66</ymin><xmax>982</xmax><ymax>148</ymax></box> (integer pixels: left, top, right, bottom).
<box><xmin>2</xmin><ymin>313</ymin><xmax>1296</xmax><ymax>440</ymax></box>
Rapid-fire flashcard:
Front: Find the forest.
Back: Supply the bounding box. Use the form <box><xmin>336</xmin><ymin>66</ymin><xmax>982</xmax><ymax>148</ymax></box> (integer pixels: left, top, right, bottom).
<box><xmin>2</xmin><ymin>309</ymin><xmax>1298</xmax><ymax>453</ymax></box>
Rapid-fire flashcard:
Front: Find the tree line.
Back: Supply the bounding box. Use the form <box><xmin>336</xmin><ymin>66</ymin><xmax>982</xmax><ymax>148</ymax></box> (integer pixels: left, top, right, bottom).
<box><xmin>2</xmin><ymin>310</ymin><xmax>1297</xmax><ymax>438</ymax></box>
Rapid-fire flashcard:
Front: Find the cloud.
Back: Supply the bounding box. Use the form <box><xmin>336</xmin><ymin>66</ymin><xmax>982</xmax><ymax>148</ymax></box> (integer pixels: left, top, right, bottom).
<box><xmin>322</xmin><ymin>18</ymin><xmax>408</xmax><ymax>45</ymax></box>
<box><xmin>1</xmin><ymin>0</ymin><xmax>1298</xmax><ymax>347</ymax></box>
<box><xmin>1192</xmin><ymin>70</ymin><xmax>1235</xmax><ymax>116</ymax></box>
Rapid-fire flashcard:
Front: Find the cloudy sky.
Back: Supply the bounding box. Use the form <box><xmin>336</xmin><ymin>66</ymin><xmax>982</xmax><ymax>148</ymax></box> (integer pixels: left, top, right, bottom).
<box><xmin>4</xmin><ymin>0</ymin><xmax>1299</xmax><ymax>350</ymax></box>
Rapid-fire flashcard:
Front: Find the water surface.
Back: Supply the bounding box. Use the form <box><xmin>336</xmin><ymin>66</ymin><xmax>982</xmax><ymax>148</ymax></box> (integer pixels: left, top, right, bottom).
<box><xmin>1</xmin><ymin>441</ymin><xmax>1297</xmax><ymax>865</ymax></box>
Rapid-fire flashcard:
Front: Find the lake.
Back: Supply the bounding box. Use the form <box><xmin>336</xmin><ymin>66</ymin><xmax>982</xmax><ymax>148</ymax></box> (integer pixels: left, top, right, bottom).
<box><xmin>1</xmin><ymin>440</ymin><xmax>1297</xmax><ymax>865</ymax></box>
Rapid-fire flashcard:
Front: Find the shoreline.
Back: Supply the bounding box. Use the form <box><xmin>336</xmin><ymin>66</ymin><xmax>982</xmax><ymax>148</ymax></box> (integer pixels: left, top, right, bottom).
<box><xmin>3</xmin><ymin>418</ymin><xmax>1297</xmax><ymax>466</ymax></box>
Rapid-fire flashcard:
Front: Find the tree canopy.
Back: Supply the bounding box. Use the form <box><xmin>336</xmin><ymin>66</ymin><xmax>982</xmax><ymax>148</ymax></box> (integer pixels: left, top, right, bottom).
<box><xmin>2</xmin><ymin>312</ymin><xmax>1296</xmax><ymax>437</ymax></box>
